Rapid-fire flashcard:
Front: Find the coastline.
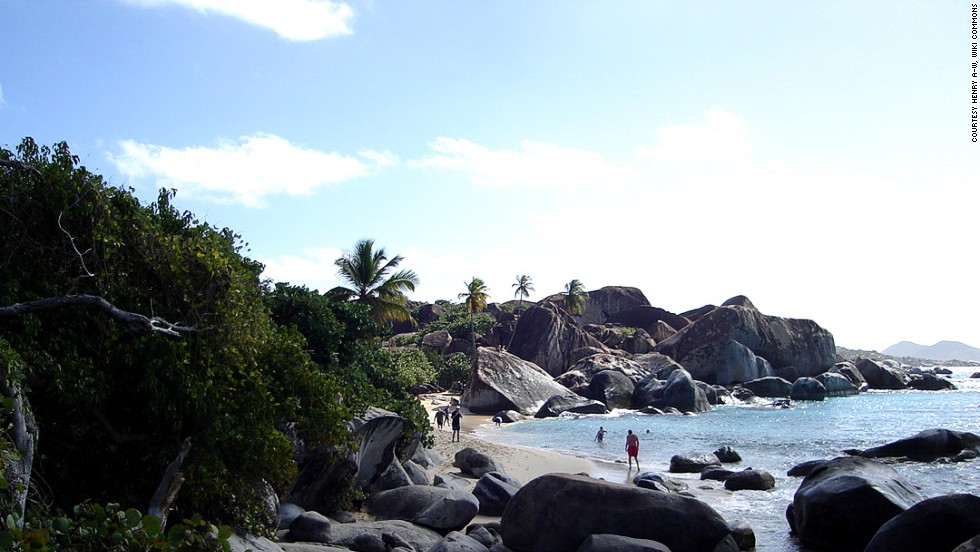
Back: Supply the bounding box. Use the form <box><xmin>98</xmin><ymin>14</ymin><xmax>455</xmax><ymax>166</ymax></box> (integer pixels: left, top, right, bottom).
<box><xmin>419</xmin><ymin>393</ymin><xmax>756</xmax><ymax>511</ymax></box>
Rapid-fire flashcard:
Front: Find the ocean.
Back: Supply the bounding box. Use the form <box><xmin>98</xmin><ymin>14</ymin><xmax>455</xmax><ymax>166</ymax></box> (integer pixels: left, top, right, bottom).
<box><xmin>473</xmin><ymin>366</ymin><xmax>980</xmax><ymax>551</ymax></box>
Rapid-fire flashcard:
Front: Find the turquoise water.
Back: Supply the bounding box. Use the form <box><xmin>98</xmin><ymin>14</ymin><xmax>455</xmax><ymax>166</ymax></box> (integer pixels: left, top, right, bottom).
<box><xmin>474</xmin><ymin>367</ymin><xmax>980</xmax><ymax>551</ymax></box>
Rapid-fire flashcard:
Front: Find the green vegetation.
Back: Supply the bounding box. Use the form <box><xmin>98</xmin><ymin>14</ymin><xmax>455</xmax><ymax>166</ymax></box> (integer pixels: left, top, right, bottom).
<box><xmin>418</xmin><ymin>302</ymin><xmax>495</xmax><ymax>340</ymax></box>
<box><xmin>458</xmin><ymin>277</ymin><xmax>489</xmax><ymax>344</ymax></box>
<box><xmin>0</xmin><ymin>139</ymin><xmax>429</xmax><ymax>541</ymax></box>
<box><xmin>327</xmin><ymin>238</ymin><xmax>420</xmax><ymax>327</ymax></box>
<box><xmin>563</xmin><ymin>279</ymin><xmax>589</xmax><ymax>316</ymax></box>
<box><xmin>511</xmin><ymin>275</ymin><xmax>534</xmax><ymax>314</ymax></box>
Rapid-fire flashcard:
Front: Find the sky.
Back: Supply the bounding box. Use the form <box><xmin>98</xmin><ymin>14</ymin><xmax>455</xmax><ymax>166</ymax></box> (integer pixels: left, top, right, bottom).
<box><xmin>1</xmin><ymin>1</ymin><xmax>978</xmax><ymax>352</ymax></box>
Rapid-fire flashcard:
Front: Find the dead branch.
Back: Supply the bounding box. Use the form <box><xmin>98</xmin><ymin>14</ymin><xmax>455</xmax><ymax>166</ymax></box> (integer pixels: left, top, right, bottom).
<box><xmin>89</xmin><ymin>408</ymin><xmax>148</xmax><ymax>444</ymax></box>
<box><xmin>57</xmin><ymin>212</ymin><xmax>94</xmax><ymax>277</ymax></box>
<box><xmin>0</xmin><ymin>159</ymin><xmax>42</xmax><ymax>178</ymax></box>
<box><xmin>147</xmin><ymin>437</ymin><xmax>191</xmax><ymax>527</ymax></box>
<box><xmin>1</xmin><ymin>380</ymin><xmax>38</xmax><ymax>528</ymax></box>
<box><xmin>0</xmin><ymin>295</ymin><xmax>195</xmax><ymax>335</ymax></box>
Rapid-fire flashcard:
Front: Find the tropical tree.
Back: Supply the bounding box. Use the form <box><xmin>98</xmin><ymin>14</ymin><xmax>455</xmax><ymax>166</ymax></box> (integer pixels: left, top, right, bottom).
<box><xmin>458</xmin><ymin>277</ymin><xmax>489</xmax><ymax>347</ymax></box>
<box><xmin>563</xmin><ymin>279</ymin><xmax>589</xmax><ymax>316</ymax></box>
<box><xmin>512</xmin><ymin>274</ymin><xmax>534</xmax><ymax>314</ymax></box>
<box><xmin>328</xmin><ymin>239</ymin><xmax>419</xmax><ymax>327</ymax></box>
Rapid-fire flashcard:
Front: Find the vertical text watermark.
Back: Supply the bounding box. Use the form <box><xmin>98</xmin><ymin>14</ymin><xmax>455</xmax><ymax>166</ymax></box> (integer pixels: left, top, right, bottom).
<box><xmin>972</xmin><ymin>4</ymin><xmax>978</xmax><ymax>142</ymax></box>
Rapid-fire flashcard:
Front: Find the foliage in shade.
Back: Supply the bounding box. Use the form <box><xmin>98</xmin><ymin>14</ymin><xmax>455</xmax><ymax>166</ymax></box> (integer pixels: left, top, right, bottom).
<box><xmin>0</xmin><ymin>138</ymin><xmax>429</xmax><ymax>534</ymax></box>
<box><xmin>563</xmin><ymin>279</ymin><xmax>589</xmax><ymax>315</ymax></box>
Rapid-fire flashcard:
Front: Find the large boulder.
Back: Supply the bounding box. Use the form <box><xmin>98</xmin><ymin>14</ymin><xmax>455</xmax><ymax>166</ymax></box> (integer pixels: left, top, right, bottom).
<box><xmin>815</xmin><ymin>372</ymin><xmax>860</xmax><ymax>397</ymax></box>
<box><xmin>453</xmin><ymin>447</ymin><xmax>505</xmax><ymax>478</ymax></box>
<box><xmin>864</xmin><ymin>494</ymin><xmax>980</xmax><ymax>552</ymax></box>
<box><xmin>631</xmin><ymin>353</ymin><xmax>685</xmax><ymax>378</ymax></box>
<box><xmin>290</xmin><ymin>517</ymin><xmax>443</xmax><ymax>551</ymax></box>
<box><xmin>790</xmin><ymin>377</ymin><xmax>827</xmax><ymax>401</ymax></box>
<box><xmin>854</xmin><ymin>428</ymin><xmax>980</xmax><ymax>462</ymax></box>
<box><xmin>365</xmin><ymin>485</ymin><xmax>480</xmax><ymax>534</ymax></box>
<box><xmin>832</xmin><ymin>361</ymin><xmax>867</xmax><ymax>389</ymax></box>
<box><xmin>574</xmin><ymin>286</ymin><xmax>652</xmax><ymax>326</ymax></box>
<box><xmin>498</xmin><ymin>473</ymin><xmax>738</xmax><ymax>552</ymax></box>
<box><xmin>284</xmin><ymin>448</ymin><xmax>357</xmax><ymax>512</ymax></box>
<box><xmin>669</xmin><ymin>453</ymin><xmax>721</xmax><ymax>473</ymax></box>
<box><xmin>473</xmin><ymin>471</ymin><xmax>523</xmax><ymax>516</ymax></box>
<box><xmin>724</xmin><ymin>469</ymin><xmax>775</xmax><ymax>491</ymax></box>
<box><xmin>350</xmin><ymin>407</ymin><xmax>407</xmax><ymax>491</ymax></box>
<box><xmin>534</xmin><ymin>395</ymin><xmax>608</xmax><ymax>418</ymax></box>
<box><xmin>855</xmin><ymin>358</ymin><xmax>908</xmax><ymax>390</ymax></box>
<box><xmin>560</xmin><ymin>353</ymin><xmax>653</xmax><ymax>384</ymax></box>
<box><xmin>633</xmin><ymin>368</ymin><xmax>709</xmax><ymax>413</ymax></box>
<box><xmin>462</xmin><ymin>348</ymin><xmax>582</xmax><ymax>415</ymax></box>
<box><xmin>655</xmin><ymin>304</ymin><xmax>836</xmax><ymax>377</ymax></box>
<box><xmin>742</xmin><ymin>376</ymin><xmax>792</xmax><ymax>398</ymax></box>
<box><xmin>679</xmin><ymin>338</ymin><xmax>774</xmax><ymax>386</ymax></box>
<box><xmin>422</xmin><ymin>329</ymin><xmax>453</xmax><ymax>351</ymax></box>
<box><xmin>508</xmin><ymin>301</ymin><xmax>608</xmax><ymax>376</ymax></box>
<box><xmin>787</xmin><ymin>456</ymin><xmax>924</xmax><ymax>551</ymax></box>
<box><xmin>576</xmin><ymin>534</ymin><xmax>671</xmax><ymax>552</ymax></box>
<box><xmin>584</xmin><ymin>370</ymin><xmax>636</xmax><ymax>409</ymax></box>
<box><xmin>907</xmin><ymin>372</ymin><xmax>957</xmax><ymax>391</ymax></box>
<box><xmin>621</xmin><ymin>328</ymin><xmax>658</xmax><ymax>355</ymax></box>
<box><xmin>429</xmin><ymin>531</ymin><xmax>492</xmax><ymax>552</ymax></box>
<box><xmin>606</xmin><ymin>305</ymin><xmax>691</xmax><ymax>335</ymax></box>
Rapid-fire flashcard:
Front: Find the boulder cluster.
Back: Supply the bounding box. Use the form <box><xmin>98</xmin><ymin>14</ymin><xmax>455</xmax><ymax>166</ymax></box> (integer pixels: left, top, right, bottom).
<box><xmin>242</xmin><ymin>287</ymin><xmax>977</xmax><ymax>552</ymax></box>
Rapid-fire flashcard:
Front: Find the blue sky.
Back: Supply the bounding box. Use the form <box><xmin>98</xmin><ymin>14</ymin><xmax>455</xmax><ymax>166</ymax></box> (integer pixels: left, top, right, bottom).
<box><xmin>2</xmin><ymin>1</ymin><xmax>977</xmax><ymax>352</ymax></box>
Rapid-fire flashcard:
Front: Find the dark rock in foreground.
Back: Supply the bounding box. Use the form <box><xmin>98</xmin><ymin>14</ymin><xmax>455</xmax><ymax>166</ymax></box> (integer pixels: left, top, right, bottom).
<box><xmin>499</xmin><ymin>473</ymin><xmax>738</xmax><ymax>552</ymax></box>
<box><xmin>787</xmin><ymin>456</ymin><xmax>924</xmax><ymax>551</ymax></box>
<box><xmin>864</xmin><ymin>494</ymin><xmax>980</xmax><ymax>552</ymax></box>
<box><xmin>724</xmin><ymin>469</ymin><xmax>775</xmax><ymax>492</ymax></box>
<box><xmin>576</xmin><ymin>534</ymin><xmax>672</xmax><ymax>552</ymax></box>
<box><xmin>453</xmin><ymin>447</ymin><xmax>504</xmax><ymax>478</ymax></box>
<box><xmin>365</xmin><ymin>485</ymin><xmax>479</xmax><ymax>534</ymax></box>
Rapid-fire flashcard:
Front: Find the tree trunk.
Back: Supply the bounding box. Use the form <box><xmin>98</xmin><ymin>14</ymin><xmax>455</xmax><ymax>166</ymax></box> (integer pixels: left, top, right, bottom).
<box><xmin>2</xmin><ymin>380</ymin><xmax>38</xmax><ymax>528</ymax></box>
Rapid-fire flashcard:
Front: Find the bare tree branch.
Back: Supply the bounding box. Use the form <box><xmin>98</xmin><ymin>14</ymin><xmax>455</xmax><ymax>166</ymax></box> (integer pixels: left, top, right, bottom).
<box><xmin>57</xmin><ymin>212</ymin><xmax>95</xmax><ymax>277</ymax></box>
<box><xmin>147</xmin><ymin>437</ymin><xmax>191</xmax><ymax>527</ymax></box>
<box><xmin>89</xmin><ymin>408</ymin><xmax>149</xmax><ymax>444</ymax></box>
<box><xmin>0</xmin><ymin>295</ymin><xmax>195</xmax><ymax>335</ymax></box>
<box><xmin>1</xmin><ymin>380</ymin><xmax>38</xmax><ymax>528</ymax></box>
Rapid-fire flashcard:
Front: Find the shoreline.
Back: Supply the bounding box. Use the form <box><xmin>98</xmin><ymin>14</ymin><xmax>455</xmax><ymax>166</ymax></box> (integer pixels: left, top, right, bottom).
<box><xmin>418</xmin><ymin>393</ymin><xmax>729</xmax><ymax>497</ymax></box>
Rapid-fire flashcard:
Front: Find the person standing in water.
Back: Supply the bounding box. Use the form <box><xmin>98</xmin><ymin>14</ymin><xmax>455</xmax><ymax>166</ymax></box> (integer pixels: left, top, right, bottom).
<box><xmin>626</xmin><ymin>430</ymin><xmax>640</xmax><ymax>469</ymax></box>
<box><xmin>595</xmin><ymin>426</ymin><xmax>607</xmax><ymax>443</ymax></box>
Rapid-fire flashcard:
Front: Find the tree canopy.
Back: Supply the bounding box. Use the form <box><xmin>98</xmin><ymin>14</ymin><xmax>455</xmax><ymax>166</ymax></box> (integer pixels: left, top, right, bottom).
<box><xmin>563</xmin><ymin>279</ymin><xmax>589</xmax><ymax>316</ymax></box>
<box><xmin>0</xmin><ymin>138</ymin><xmax>427</xmax><ymax>538</ymax></box>
<box><xmin>328</xmin><ymin>238</ymin><xmax>419</xmax><ymax>327</ymax></box>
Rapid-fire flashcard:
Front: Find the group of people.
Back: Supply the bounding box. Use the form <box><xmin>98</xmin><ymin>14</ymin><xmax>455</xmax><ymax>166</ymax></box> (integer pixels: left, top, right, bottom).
<box><xmin>595</xmin><ymin>426</ymin><xmax>641</xmax><ymax>470</ymax></box>
<box><xmin>433</xmin><ymin>405</ymin><xmax>463</xmax><ymax>442</ymax></box>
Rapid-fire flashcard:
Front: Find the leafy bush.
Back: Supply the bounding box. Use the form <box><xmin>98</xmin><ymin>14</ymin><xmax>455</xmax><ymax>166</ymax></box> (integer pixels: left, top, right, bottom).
<box><xmin>0</xmin><ymin>503</ymin><xmax>231</xmax><ymax>551</ymax></box>
<box><xmin>418</xmin><ymin>302</ymin><xmax>496</xmax><ymax>339</ymax></box>
<box><xmin>390</xmin><ymin>348</ymin><xmax>437</xmax><ymax>387</ymax></box>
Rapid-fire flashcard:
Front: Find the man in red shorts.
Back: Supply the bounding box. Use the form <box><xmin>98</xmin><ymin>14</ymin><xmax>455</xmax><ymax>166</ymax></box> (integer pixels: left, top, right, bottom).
<box><xmin>626</xmin><ymin>429</ymin><xmax>640</xmax><ymax>470</ymax></box>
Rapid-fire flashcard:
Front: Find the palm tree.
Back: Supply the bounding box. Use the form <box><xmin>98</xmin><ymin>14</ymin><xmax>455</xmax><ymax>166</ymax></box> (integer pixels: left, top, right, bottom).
<box><xmin>458</xmin><ymin>277</ymin><xmax>489</xmax><ymax>347</ymax></box>
<box><xmin>328</xmin><ymin>238</ymin><xmax>419</xmax><ymax>326</ymax></box>
<box><xmin>512</xmin><ymin>274</ymin><xmax>534</xmax><ymax>314</ymax></box>
<box><xmin>563</xmin><ymin>279</ymin><xmax>588</xmax><ymax>316</ymax></box>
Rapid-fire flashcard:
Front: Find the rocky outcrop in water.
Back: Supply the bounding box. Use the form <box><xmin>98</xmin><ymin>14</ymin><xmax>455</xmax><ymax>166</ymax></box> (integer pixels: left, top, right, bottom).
<box><xmin>855</xmin><ymin>358</ymin><xmax>908</xmax><ymax>390</ymax></box>
<box><xmin>462</xmin><ymin>348</ymin><xmax>580</xmax><ymax>415</ymax></box>
<box><xmin>787</xmin><ymin>456</ymin><xmax>924</xmax><ymax>551</ymax></box>
<box><xmin>677</xmin><ymin>338</ymin><xmax>774</xmax><ymax>386</ymax></box>
<box><xmin>655</xmin><ymin>302</ymin><xmax>836</xmax><ymax>378</ymax></box>
<box><xmin>850</xmin><ymin>428</ymin><xmax>980</xmax><ymax>462</ymax></box>
<box><xmin>498</xmin><ymin>473</ymin><xmax>739</xmax><ymax>552</ymax></box>
<box><xmin>633</xmin><ymin>368</ymin><xmax>709</xmax><ymax>413</ymax></box>
<box><xmin>864</xmin><ymin>494</ymin><xmax>980</xmax><ymax>552</ymax></box>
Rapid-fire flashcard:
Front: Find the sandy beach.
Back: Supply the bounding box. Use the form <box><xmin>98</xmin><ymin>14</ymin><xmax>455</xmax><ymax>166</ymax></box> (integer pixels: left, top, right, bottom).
<box><xmin>418</xmin><ymin>393</ymin><xmax>735</xmax><ymax>509</ymax></box>
<box><xmin>421</xmin><ymin>393</ymin><xmax>638</xmax><ymax>486</ymax></box>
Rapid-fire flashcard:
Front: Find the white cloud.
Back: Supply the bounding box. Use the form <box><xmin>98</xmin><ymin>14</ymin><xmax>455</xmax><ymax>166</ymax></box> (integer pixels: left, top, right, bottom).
<box><xmin>259</xmin><ymin>247</ymin><xmax>343</xmax><ymax>292</ymax></box>
<box><xmin>411</xmin><ymin>137</ymin><xmax>639</xmax><ymax>189</ymax></box>
<box><xmin>108</xmin><ymin>133</ymin><xmax>370</xmax><ymax>207</ymax></box>
<box><xmin>0</xmin><ymin>83</ymin><xmax>5</xmax><ymax>107</ymax></box>
<box><xmin>122</xmin><ymin>0</ymin><xmax>354</xmax><ymax>41</ymax></box>
<box><xmin>636</xmin><ymin>107</ymin><xmax>752</xmax><ymax>162</ymax></box>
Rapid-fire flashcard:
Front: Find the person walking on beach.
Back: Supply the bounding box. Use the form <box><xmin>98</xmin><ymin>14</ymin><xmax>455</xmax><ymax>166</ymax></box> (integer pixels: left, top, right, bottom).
<box><xmin>451</xmin><ymin>407</ymin><xmax>462</xmax><ymax>442</ymax></box>
<box><xmin>434</xmin><ymin>408</ymin><xmax>446</xmax><ymax>430</ymax></box>
<box><xmin>626</xmin><ymin>430</ymin><xmax>640</xmax><ymax>469</ymax></box>
<box><xmin>595</xmin><ymin>426</ymin><xmax>607</xmax><ymax>443</ymax></box>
